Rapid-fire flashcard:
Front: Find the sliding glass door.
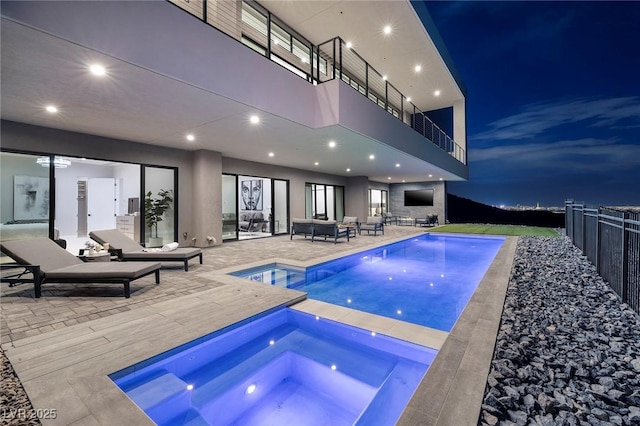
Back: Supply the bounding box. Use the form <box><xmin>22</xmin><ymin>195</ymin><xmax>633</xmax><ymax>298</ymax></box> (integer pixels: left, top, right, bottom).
<box><xmin>368</xmin><ymin>189</ymin><xmax>388</xmax><ymax>217</ymax></box>
<box><xmin>305</xmin><ymin>183</ymin><xmax>345</xmax><ymax>221</ymax></box>
<box><xmin>222</xmin><ymin>174</ymin><xmax>237</xmax><ymax>241</ymax></box>
<box><xmin>142</xmin><ymin>165</ymin><xmax>177</xmax><ymax>247</ymax></box>
<box><xmin>0</xmin><ymin>152</ymin><xmax>53</xmax><ymax>248</ymax></box>
<box><xmin>272</xmin><ymin>179</ymin><xmax>288</xmax><ymax>235</ymax></box>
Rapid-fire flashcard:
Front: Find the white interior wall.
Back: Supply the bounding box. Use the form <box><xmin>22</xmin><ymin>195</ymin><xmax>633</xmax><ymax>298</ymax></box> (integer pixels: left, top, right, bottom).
<box><xmin>55</xmin><ymin>162</ymin><xmax>114</xmax><ymax>236</ymax></box>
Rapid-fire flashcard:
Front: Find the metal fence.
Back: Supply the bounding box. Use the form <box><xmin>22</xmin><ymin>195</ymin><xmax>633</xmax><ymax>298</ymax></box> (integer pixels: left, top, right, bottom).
<box><xmin>565</xmin><ymin>199</ymin><xmax>640</xmax><ymax>314</ymax></box>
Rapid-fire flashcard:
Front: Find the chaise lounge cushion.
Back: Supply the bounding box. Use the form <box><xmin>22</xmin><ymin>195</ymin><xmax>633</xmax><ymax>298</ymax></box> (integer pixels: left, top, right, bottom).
<box><xmin>89</xmin><ymin>229</ymin><xmax>202</xmax><ymax>271</ymax></box>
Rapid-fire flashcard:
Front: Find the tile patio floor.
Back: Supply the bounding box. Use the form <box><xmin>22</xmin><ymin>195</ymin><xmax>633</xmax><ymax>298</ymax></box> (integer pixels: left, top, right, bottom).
<box><xmin>0</xmin><ymin>226</ymin><xmax>517</xmax><ymax>425</ymax></box>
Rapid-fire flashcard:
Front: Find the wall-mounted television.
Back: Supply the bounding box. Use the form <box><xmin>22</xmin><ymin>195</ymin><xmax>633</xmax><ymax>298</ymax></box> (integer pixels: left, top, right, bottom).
<box><xmin>404</xmin><ymin>189</ymin><xmax>434</xmax><ymax>206</ymax></box>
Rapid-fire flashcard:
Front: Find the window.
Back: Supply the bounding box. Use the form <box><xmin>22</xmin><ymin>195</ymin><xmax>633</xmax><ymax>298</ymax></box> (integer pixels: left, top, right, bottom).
<box><xmin>292</xmin><ymin>38</ymin><xmax>310</xmax><ymax>64</ymax></box>
<box><xmin>241</xmin><ymin>1</ymin><xmax>267</xmax><ymax>37</ymax></box>
<box><xmin>271</xmin><ymin>23</ymin><xmax>291</xmax><ymax>51</ymax></box>
<box><xmin>241</xmin><ymin>35</ymin><xmax>266</xmax><ymax>55</ymax></box>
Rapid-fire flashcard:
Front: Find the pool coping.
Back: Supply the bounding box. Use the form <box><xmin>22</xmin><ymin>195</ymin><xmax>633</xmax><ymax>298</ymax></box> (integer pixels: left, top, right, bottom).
<box><xmin>397</xmin><ymin>235</ymin><xmax>518</xmax><ymax>425</ymax></box>
<box><xmin>2</xmin><ymin>233</ymin><xmax>517</xmax><ymax>425</ymax></box>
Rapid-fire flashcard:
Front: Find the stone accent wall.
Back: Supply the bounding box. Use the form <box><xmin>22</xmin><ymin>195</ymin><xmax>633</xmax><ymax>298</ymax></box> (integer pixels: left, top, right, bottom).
<box><xmin>389</xmin><ymin>181</ymin><xmax>446</xmax><ymax>222</ymax></box>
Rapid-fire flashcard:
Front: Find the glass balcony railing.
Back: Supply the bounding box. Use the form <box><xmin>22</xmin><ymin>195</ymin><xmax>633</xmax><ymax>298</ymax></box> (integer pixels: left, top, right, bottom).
<box><xmin>313</xmin><ymin>36</ymin><xmax>465</xmax><ymax>164</ymax></box>
<box><xmin>167</xmin><ymin>0</ymin><xmax>465</xmax><ymax>164</ymax></box>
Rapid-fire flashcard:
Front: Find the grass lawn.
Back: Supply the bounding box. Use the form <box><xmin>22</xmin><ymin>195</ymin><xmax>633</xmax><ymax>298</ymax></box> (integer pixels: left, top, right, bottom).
<box><xmin>427</xmin><ymin>223</ymin><xmax>559</xmax><ymax>237</ymax></box>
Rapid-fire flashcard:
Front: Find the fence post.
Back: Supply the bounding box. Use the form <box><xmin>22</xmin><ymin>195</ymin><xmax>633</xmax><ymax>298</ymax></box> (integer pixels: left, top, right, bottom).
<box><xmin>583</xmin><ymin>203</ymin><xmax>588</xmax><ymax>254</ymax></box>
<box><xmin>622</xmin><ymin>211</ymin><xmax>629</xmax><ymax>304</ymax></box>
<box><xmin>595</xmin><ymin>207</ymin><xmax>600</xmax><ymax>273</ymax></box>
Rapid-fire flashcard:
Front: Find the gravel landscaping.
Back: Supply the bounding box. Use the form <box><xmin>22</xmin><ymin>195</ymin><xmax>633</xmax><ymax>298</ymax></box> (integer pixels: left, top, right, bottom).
<box><xmin>479</xmin><ymin>235</ymin><xmax>640</xmax><ymax>426</ymax></box>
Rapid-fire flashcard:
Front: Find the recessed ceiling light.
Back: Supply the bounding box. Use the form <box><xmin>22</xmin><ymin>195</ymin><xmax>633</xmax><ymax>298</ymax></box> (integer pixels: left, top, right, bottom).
<box><xmin>383</xmin><ymin>25</ymin><xmax>392</xmax><ymax>35</ymax></box>
<box><xmin>346</xmin><ymin>41</ymin><xmax>353</xmax><ymax>49</ymax></box>
<box><xmin>89</xmin><ymin>64</ymin><xmax>106</xmax><ymax>76</ymax></box>
<box><xmin>414</xmin><ymin>65</ymin><xmax>422</xmax><ymax>72</ymax></box>
<box><xmin>328</xmin><ymin>140</ymin><xmax>336</xmax><ymax>148</ymax></box>
<box><xmin>186</xmin><ymin>134</ymin><xmax>195</xmax><ymax>141</ymax></box>
<box><xmin>428</xmin><ymin>174</ymin><xmax>433</xmax><ymax>178</ymax></box>
<box><xmin>268</xmin><ymin>152</ymin><xmax>274</xmax><ymax>157</ymax></box>
<box><xmin>434</xmin><ymin>90</ymin><xmax>441</xmax><ymax>96</ymax></box>
<box><xmin>387</xmin><ymin>177</ymin><xmax>391</xmax><ymax>180</ymax></box>
<box><xmin>45</xmin><ymin>105</ymin><xmax>58</xmax><ymax>113</ymax></box>
<box><xmin>395</xmin><ymin>163</ymin><xmax>400</xmax><ymax>167</ymax></box>
<box><xmin>402</xmin><ymin>180</ymin><xmax>406</xmax><ymax>183</ymax></box>
<box><xmin>439</xmin><ymin>177</ymin><xmax>443</xmax><ymax>180</ymax></box>
<box><xmin>301</xmin><ymin>57</ymin><xmax>309</xmax><ymax>64</ymax></box>
<box><xmin>314</xmin><ymin>161</ymin><xmax>319</xmax><ymax>166</ymax></box>
<box><xmin>382</xmin><ymin>75</ymin><xmax>388</xmax><ymax>81</ymax></box>
<box><xmin>406</xmin><ymin>97</ymin><xmax>412</xmax><ymax>103</ymax></box>
<box><xmin>369</xmin><ymin>154</ymin><xmax>375</xmax><ymax>160</ymax></box>
<box><xmin>346</xmin><ymin>168</ymin><xmax>351</xmax><ymax>172</ymax></box>
<box><xmin>250</xmin><ymin>115</ymin><xmax>260</xmax><ymax>124</ymax></box>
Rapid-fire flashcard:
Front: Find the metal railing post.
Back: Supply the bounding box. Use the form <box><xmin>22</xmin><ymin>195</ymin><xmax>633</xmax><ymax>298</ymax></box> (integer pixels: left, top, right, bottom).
<box><xmin>622</xmin><ymin>211</ymin><xmax>630</xmax><ymax>304</ymax></box>
<box><xmin>338</xmin><ymin>39</ymin><xmax>343</xmax><ymax>80</ymax></box>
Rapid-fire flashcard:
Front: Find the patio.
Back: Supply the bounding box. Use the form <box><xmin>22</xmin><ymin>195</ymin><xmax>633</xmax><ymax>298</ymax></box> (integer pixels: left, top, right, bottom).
<box><xmin>1</xmin><ymin>226</ymin><xmax>516</xmax><ymax>425</ymax></box>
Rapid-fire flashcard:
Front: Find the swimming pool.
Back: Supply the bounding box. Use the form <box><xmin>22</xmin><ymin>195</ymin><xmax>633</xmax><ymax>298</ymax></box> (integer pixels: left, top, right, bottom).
<box><xmin>111</xmin><ymin>308</ymin><xmax>436</xmax><ymax>426</ymax></box>
<box><xmin>232</xmin><ymin>234</ymin><xmax>505</xmax><ymax>331</ymax></box>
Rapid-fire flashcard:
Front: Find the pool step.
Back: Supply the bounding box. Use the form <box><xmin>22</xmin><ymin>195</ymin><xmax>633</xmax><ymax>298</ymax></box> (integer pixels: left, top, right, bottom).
<box><xmin>123</xmin><ymin>370</ymin><xmax>207</xmax><ymax>426</ymax></box>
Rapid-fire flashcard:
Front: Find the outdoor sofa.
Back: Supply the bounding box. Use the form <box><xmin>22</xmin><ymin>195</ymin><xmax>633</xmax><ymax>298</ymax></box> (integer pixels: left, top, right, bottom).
<box><xmin>89</xmin><ymin>229</ymin><xmax>203</xmax><ymax>271</ymax></box>
<box><xmin>290</xmin><ymin>218</ymin><xmax>351</xmax><ymax>244</ymax></box>
<box><xmin>0</xmin><ymin>237</ymin><xmax>160</xmax><ymax>298</ymax></box>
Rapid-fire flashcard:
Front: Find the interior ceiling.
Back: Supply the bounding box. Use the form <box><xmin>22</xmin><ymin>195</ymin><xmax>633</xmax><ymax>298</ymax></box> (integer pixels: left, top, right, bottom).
<box><xmin>0</xmin><ymin>1</ymin><xmax>464</xmax><ymax>183</ymax></box>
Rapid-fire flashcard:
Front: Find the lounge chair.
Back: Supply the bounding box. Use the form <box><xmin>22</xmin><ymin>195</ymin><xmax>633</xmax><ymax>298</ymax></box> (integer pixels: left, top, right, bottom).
<box><xmin>415</xmin><ymin>214</ymin><xmax>439</xmax><ymax>227</ymax></box>
<box><xmin>359</xmin><ymin>216</ymin><xmax>384</xmax><ymax>236</ymax></box>
<box><xmin>89</xmin><ymin>229</ymin><xmax>202</xmax><ymax>271</ymax></box>
<box><xmin>0</xmin><ymin>237</ymin><xmax>160</xmax><ymax>298</ymax></box>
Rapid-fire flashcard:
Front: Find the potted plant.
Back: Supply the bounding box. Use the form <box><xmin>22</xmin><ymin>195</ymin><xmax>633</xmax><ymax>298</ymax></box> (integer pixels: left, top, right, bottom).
<box><xmin>144</xmin><ymin>189</ymin><xmax>173</xmax><ymax>247</ymax></box>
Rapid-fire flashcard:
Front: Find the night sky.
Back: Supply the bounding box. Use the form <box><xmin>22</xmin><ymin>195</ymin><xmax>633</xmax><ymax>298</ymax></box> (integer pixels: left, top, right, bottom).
<box><xmin>425</xmin><ymin>1</ymin><xmax>640</xmax><ymax>207</ymax></box>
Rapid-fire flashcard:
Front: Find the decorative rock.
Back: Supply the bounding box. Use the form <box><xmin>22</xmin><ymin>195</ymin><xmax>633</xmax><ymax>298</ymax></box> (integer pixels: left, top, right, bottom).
<box><xmin>478</xmin><ymin>235</ymin><xmax>640</xmax><ymax>426</ymax></box>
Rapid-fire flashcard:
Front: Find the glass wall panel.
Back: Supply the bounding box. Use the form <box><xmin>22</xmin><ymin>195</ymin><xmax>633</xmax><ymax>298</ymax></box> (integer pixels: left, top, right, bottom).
<box><xmin>273</xmin><ymin>179</ymin><xmax>288</xmax><ymax>235</ymax></box>
<box><xmin>369</xmin><ymin>189</ymin><xmax>383</xmax><ymax>216</ymax></box>
<box><xmin>305</xmin><ymin>184</ymin><xmax>313</xmax><ymax>219</ymax></box>
<box><xmin>326</xmin><ymin>186</ymin><xmax>335</xmax><ymax>220</ymax></box>
<box><xmin>143</xmin><ymin>166</ymin><xmax>176</xmax><ymax>247</ymax></box>
<box><xmin>335</xmin><ymin>186</ymin><xmax>344</xmax><ymax>221</ymax></box>
<box><xmin>0</xmin><ymin>152</ymin><xmax>52</xmax><ymax>247</ymax></box>
<box><xmin>315</xmin><ymin>185</ymin><xmax>326</xmax><ymax>219</ymax></box>
<box><xmin>222</xmin><ymin>174</ymin><xmax>237</xmax><ymax>241</ymax></box>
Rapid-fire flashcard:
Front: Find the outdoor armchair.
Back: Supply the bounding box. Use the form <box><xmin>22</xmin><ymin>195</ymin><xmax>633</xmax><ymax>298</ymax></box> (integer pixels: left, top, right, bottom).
<box><xmin>358</xmin><ymin>216</ymin><xmax>384</xmax><ymax>236</ymax></box>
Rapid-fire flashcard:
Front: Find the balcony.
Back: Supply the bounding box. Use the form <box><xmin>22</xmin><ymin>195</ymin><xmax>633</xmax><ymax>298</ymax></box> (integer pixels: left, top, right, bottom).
<box><xmin>168</xmin><ymin>0</ymin><xmax>466</xmax><ymax>165</ymax></box>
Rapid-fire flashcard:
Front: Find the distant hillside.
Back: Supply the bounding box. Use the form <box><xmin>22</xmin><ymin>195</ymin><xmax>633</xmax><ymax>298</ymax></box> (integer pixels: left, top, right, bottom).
<box><xmin>447</xmin><ymin>194</ymin><xmax>565</xmax><ymax>228</ymax></box>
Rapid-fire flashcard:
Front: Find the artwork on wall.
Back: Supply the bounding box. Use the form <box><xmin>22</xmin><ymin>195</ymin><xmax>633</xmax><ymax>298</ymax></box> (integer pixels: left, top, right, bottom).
<box><xmin>14</xmin><ymin>175</ymin><xmax>49</xmax><ymax>220</ymax></box>
<box><xmin>241</xmin><ymin>179</ymin><xmax>263</xmax><ymax>211</ymax></box>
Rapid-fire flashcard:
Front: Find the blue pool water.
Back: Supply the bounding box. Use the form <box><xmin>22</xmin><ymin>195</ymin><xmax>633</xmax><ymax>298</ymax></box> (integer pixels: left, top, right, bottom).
<box><xmin>232</xmin><ymin>234</ymin><xmax>505</xmax><ymax>331</ymax></box>
<box><xmin>111</xmin><ymin>308</ymin><xmax>436</xmax><ymax>426</ymax></box>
